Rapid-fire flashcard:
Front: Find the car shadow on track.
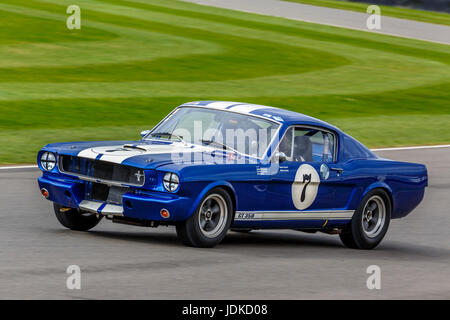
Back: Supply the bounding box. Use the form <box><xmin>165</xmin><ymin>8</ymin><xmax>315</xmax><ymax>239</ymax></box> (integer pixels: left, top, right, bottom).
<box><xmin>85</xmin><ymin>227</ymin><xmax>345</xmax><ymax>250</ymax></box>
<box><xmin>224</xmin><ymin>230</ymin><xmax>342</xmax><ymax>249</ymax></box>
<box><xmin>85</xmin><ymin>226</ymin><xmax>341</xmax><ymax>249</ymax></box>
<box><xmin>87</xmin><ymin>229</ymin><xmax>182</xmax><ymax>247</ymax></box>
<box><xmin>76</xmin><ymin>228</ymin><xmax>450</xmax><ymax>262</ymax></box>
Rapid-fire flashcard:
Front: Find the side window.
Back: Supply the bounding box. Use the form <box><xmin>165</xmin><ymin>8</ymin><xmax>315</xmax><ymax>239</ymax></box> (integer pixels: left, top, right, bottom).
<box><xmin>278</xmin><ymin>128</ymin><xmax>293</xmax><ymax>158</ymax></box>
<box><xmin>278</xmin><ymin>127</ymin><xmax>336</xmax><ymax>163</ymax></box>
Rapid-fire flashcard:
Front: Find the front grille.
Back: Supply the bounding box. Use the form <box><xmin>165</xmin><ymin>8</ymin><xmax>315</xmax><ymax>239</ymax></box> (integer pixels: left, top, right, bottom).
<box><xmin>91</xmin><ymin>182</ymin><xmax>109</xmax><ymax>201</ymax></box>
<box><xmin>60</xmin><ymin>155</ymin><xmax>145</xmax><ymax>186</ymax></box>
<box><xmin>90</xmin><ymin>183</ymin><xmax>128</xmax><ymax>204</ymax></box>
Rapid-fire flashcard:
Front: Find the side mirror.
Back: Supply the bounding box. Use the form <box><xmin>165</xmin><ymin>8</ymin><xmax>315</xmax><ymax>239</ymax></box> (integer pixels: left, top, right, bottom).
<box><xmin>140</xmin><ymin>130</ymin><xmax>151</xmax><ymax>138</ymax></box>
<box><xmin>273</xmin><ymin>152</ymin><xmax>287</xmax><ymax>163</ymax></box>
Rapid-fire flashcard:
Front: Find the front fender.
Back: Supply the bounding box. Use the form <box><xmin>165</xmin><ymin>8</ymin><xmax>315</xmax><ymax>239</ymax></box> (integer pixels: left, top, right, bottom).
<box><xmin>188</xmin><ymin>180</ymin><xmax>238</xmax><ymax>218</ymax></box>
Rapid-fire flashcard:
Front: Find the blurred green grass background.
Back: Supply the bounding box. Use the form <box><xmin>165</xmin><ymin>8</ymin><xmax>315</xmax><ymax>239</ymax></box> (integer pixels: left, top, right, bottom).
<box><xmin>0</xmin><ymin>0</ymin><xmax>449</xmax><ymax>164</ymax></box>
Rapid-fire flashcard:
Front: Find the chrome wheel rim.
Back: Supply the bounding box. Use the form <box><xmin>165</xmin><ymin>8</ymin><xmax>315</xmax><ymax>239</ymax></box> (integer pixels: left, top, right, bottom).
<box><xmin>198</xmin><ymin>194</ymin><xmax>227</xmax><ymax>238</ymax></box>
<box><xmin>361</xmin><ymin>195</ymin><xmax>386</xmax><ymax>238</ymax></box>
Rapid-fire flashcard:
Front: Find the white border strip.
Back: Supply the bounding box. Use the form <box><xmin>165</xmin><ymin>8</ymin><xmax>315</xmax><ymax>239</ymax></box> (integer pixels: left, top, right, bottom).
<box><xmin>0</xmin><ymin>165</ymin><xmax>38</xmax><ymax>170</ymax></box>
<box><xmin>371</xmin><ymin>144</ymin><xmax>450</xmax><ymax>151</ymax></box>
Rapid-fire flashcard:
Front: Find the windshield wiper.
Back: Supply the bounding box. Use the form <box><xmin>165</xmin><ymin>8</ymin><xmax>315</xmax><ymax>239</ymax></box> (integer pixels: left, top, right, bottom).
<box><xmin>150</xmin><ymin>132</ymin><xmax>184</xmax><ymax>142</ymax></box>
<box><xmin>201</xmin><ymin>139</ymin><xmax>236</xmax><ymax>152</ymax></box>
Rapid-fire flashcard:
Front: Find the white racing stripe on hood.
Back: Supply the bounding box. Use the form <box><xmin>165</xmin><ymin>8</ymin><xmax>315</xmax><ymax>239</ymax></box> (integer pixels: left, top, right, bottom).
<box><xmin>78</xmin><ymin>148</ymin><xmax>101</xmax><ymax>159</ymax></box>
<box><xmin>77</xmin><ymin>142</ymin><xmax>215</xmax><ymax>164</ymax></box>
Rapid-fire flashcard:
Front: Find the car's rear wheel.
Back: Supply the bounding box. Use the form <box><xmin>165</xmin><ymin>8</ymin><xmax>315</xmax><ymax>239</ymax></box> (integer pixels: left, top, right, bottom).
<box><xmin>176</xmin><ymin>188</ymin><xmax>233</xmax><ymax>247</ymax></box>
<box><xmin>339</xmin><ymin>189</ymin><xmax>391</xmax><ymax>249</ymax></box>
<box><xmin>53</xmin><ymin>203</ymin><xmax>102</xmax><ymax>231</ymax></box>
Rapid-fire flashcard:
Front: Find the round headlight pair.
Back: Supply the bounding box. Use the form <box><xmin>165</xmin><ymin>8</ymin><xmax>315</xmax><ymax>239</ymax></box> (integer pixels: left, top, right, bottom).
<box><xmin>40</xmin><ymin>152</ymin><xmax>56</xmax><ymax>171</ymax></box>
<box><xmin>163</xmin><ymin>172</ymin><xmax>179</xmax><ymax>192</ymax></box>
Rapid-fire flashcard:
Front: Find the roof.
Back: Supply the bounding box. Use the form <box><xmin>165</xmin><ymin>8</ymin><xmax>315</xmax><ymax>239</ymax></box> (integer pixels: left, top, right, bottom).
<box><xmin>179</xmin><ymin>101</ymin><xmax>339</xmax><ymax>132</ymax></box>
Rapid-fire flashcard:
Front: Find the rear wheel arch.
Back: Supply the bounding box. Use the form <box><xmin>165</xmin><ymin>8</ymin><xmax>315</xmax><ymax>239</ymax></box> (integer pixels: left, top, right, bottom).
<box><xmin>377</xmin><ymin>187</ymin><xmax>393</xmax><ymax>213</ymax></box>
<box><xmin>366</xmin><ymin>187</ymin><xmax>393</xmax><ymax>217</ymax></box>
<box><xmin>340</xmin><ymin>187</ymin><xmax>392</xmax><ymax>249</ymax></box>
<box><xmin>361</xmin><ymin>183</ymin><xmax>393</xmax><ymax>214</ymax></box>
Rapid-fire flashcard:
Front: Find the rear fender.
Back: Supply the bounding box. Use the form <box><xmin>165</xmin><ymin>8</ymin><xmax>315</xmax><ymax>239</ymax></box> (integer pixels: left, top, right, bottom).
<box><xmin>358</xmin><ymin>181</ymin><xmax>393</xmax><ymax>211</ymax></box>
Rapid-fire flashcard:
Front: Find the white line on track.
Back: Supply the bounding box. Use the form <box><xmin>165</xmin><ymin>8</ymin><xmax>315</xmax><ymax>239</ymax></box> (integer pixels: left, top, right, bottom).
<box><xmin>0</xmin><ymin>145</ymin><xmax>449</xmax><ymax>171</ymax></box>
<box><xmin>371</xmin><ymin>144</ymin><xmax>450</xmax><ymax>151</ymax></box>
<box><xmin>0</xmin><ymin>165</ymin><xmax>38</xmax><ymax>170</ymax></box>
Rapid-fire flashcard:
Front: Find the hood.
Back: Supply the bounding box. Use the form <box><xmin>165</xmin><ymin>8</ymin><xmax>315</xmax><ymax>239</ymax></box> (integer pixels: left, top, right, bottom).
<box><xmin>43</xmin><ymin>139</ymin><xmax>233</xmax><ymax>169</ymax></box>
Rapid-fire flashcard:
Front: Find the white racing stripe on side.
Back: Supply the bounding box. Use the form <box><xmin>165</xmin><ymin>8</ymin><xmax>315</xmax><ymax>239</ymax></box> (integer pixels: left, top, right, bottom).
<box><xmin>234</xmin><ymin>210</ymin><xmax>354</xmax><ymax>221</ymax></box>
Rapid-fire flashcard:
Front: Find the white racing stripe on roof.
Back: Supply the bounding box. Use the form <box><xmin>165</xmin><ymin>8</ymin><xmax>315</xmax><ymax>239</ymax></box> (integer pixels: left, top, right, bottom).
<box><xmin>204</xmin><ymin>101</ymin><xmax>238</xmax><ymax>109</ymax></box>
<box><xmin>228</xmin><ymin>104</ymin><xmax>271</xmax><ymax>114</ymax></box>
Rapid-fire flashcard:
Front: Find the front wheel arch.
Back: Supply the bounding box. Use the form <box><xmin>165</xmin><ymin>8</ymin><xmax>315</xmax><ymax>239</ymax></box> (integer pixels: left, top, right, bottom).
<box><xmin>176</xmin><ymin>187</ymin><xmax>234</xmax><ymax>247</ymax></box>
<box><xmin>187</xmin><ymin>181</ymin><xmax>237</xmax><ymax>219</ymax></box>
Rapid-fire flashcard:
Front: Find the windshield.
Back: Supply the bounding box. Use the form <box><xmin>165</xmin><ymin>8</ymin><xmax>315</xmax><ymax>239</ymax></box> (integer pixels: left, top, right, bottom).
<box><xmin>146</xmin><ymin>107</ymin><xmax>280</xmax><ymax>158</ymax></box>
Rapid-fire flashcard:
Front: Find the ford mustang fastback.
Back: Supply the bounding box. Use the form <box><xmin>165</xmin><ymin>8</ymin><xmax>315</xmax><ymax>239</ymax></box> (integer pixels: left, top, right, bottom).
<box><xmin>37</xmin><ymin>101</ymin><xmax>428</xmax><ymax>248</ymax></box>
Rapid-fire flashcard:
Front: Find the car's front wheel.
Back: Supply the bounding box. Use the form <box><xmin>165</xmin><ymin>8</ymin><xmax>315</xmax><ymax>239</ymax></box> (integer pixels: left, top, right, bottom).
<box><xmin>53</xmin><ymin>203</ymin><xmax>103</xmax><ymax>231</ymax></box>
<box><xmin>176</xmin><ymin>188</ymin><xmax>233</xmax><ymax>247</ymax></box>
<box><xmin>339</xmin><ymin>189</ymin><xmax>391</xmax><ymax>249</ymax></box>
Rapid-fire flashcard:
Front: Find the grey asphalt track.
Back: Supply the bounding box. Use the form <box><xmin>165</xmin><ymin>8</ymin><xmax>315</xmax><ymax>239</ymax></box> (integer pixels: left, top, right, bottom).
<box><xmin>182</xmin><ymin>0</ymin><xmax>450</xmax><ymax>44</ymax></box>
<box><xmin>0</xmin><ymin>147</ymin><xmax>449</xmax><ymax>299</ymax></box>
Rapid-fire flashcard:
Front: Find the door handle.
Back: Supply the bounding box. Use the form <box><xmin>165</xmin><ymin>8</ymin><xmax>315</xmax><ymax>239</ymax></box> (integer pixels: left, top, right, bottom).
<box><xmin>330</xmin><ymin>167</ymin><xmax>344</xmax><ymax>174</ymax></box>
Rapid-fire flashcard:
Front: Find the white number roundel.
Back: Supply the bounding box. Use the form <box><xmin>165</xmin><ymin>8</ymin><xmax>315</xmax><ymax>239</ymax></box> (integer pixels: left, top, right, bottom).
<box><xmin>291</xmin><ymin>164</ymin><xmax>320</xmax><ymax>210</ymax></box>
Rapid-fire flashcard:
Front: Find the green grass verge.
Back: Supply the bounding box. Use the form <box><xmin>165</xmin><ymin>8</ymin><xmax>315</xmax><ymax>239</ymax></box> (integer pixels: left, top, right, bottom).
<box><xmin>0</xmin><ymin>0</ymin><xmax>449</xmax><ymax>164</ymax></box>
<box><xmin>284</xmin><ymin>0</ymin><xmax>450</xmax><ymax>26</ymax></box>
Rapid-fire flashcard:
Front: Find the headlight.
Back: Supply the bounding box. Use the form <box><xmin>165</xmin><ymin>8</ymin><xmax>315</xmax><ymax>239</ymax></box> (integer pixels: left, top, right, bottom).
<box><xmin>40</xmin><ymin>152</ymin><xmax>56</xmax><ymax>171</ymax></box>
<box><xmin>163</xmin><ymin>172</ymin><xmax>179</xmax><ymax>192</ymax></box>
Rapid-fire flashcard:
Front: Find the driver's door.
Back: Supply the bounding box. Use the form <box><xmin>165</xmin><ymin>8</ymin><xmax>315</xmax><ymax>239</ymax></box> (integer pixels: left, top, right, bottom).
<box><xmin>266</xmin><ymin>126</ymin><xmax>352</xmax><ymax>215</ymax></box>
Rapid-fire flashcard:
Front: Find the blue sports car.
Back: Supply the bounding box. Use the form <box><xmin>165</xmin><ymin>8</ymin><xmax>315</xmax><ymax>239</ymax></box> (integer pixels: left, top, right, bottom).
<box><xmin>37</xmin><ymin>101</ymin><xmax>428</xmax><ymax>249</ymax></box>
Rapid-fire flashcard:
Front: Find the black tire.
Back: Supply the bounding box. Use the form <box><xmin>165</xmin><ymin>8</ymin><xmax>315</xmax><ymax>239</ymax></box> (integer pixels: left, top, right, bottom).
<box><xmin>176</xmin><ymin>188</ymin><xmax>233</xmax><ymax>248</ymax></box>
<box><xmin>53</xmin><ymin>203</ymin><xmax>102</xmax><ymax>231</ymax></box>
<box><xmin>339</xmin><ymin>189</ymin><xmax>391</xmax><ymax>250</ymax></box>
